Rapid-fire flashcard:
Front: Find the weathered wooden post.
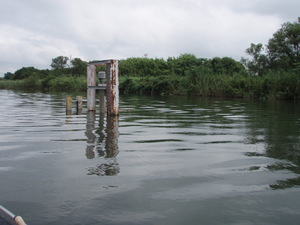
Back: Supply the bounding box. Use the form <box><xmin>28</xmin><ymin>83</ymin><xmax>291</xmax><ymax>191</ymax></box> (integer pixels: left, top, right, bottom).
<box><xmin>87</xmin><ymin>64</ymin><xmax>96</xmax><ymax>111</ymax></box>
<box><xmin>76</xmin><ymin>96</ymin><xmax>83</xmax><ymax>114</ymax></box>
<box><xmin>66</xmin><ymin>96</ymin><xmax>72</xmax><ymax>114</ymax></box>
<box><xmin>106</xmin><ymin>60</ymin><xmax>119</xmax><ymax>116</ymax></box>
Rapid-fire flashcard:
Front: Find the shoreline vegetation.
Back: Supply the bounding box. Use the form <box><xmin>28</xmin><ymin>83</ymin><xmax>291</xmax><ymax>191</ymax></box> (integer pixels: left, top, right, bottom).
<box><xmin>0</xmin><ymin>57</ymin><xmax>299</xmax><ymax>100</ymax></box>
<box><xmin>1</xmin><ymin>18</ymin><xmax>299</xmax><ymax>100</ymax></box>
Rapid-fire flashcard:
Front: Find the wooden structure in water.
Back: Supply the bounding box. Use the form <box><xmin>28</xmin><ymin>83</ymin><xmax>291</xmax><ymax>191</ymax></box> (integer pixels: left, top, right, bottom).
<box><xmin>65</xmin><ymin>96</ymin><xmax>82</xmax><ymax>115</ymax></box>
<box><xmin>87</xmin><ymin>59</ymin><xmax>119</xmax><ymax>116</ymax></box>
<box><xmin>65</xmin><ymin>59</ymin><xmax>119</xmax><ymax>116</ymax></box>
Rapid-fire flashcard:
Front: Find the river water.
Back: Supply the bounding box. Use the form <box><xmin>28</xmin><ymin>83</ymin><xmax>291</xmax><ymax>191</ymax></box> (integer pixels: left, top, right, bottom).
<box><xmin>0</xmin><ymin>90</ymin><xmax>300</xmax><ymax>225</ymax></box>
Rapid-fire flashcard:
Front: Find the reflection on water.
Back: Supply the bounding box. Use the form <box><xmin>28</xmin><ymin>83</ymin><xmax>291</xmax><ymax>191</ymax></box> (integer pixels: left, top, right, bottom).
<box><xmin>120</xmin><ymin>96</ymin><xmax>300</xmax><ymax>190</ymax></box>
<box><xmin>85</xmin><ymin>112</ymin><xmax>119</xmax><ymax>176</ymax></box>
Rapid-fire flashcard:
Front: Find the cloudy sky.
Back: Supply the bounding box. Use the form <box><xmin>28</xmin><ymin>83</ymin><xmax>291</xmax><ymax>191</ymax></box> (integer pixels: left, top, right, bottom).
<box><xmin>0</xmin><ymin>0</ymin><xmax>299</xmax><ymax>76</ymax></box>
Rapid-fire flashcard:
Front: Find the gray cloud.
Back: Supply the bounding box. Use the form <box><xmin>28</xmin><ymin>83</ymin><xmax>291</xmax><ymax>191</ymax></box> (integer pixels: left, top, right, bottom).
<box><xmin>227</xmin><ymin>0</ymin><xmax>300</xmax><ymax>20</ymax></box>
<box><xmin>0</xmin><ymin>0</ymin><xmax>298</xmax><ymax>75</ymax></box>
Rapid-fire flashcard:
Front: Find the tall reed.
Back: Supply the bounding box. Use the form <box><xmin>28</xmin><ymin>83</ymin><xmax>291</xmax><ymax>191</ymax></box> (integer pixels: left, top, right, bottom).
<box><xmin>1</xmin><ymin>70</ymin><xmax>299</xmax><ymax>100</ymax></box>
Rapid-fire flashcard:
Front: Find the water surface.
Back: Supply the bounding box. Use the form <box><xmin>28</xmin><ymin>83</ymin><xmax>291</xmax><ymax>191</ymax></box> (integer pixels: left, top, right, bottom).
<box><xmin>0</xmin><ymin>90</ymin><xmax>300</xmax><ymax>225</ymax></box>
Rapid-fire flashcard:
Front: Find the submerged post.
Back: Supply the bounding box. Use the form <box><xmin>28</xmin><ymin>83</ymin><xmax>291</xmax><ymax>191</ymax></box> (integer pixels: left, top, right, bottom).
<box><xmin>87</xmin><ymin>64</ymin><xmax>96</xmax><ymax>111</ymax></box>
<box><xmin>76</xmin><ymin>96</ymin><xmax>83</xmax><ymax>114</ymax></box>
<box><xmin>66</xmin><ymin>96</ymin><xmax>72</xmax><ymax>114</ymax></box>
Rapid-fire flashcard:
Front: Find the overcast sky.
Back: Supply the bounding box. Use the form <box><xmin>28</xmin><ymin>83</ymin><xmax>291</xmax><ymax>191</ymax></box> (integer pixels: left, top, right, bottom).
<box><xmin>0</xmin><ymin>0</ymin><xmax>299</xmax><ymax>76</ymax></box>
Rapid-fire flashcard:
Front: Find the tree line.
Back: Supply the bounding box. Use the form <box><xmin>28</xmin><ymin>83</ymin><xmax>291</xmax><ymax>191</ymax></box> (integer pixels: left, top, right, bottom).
<box><xmin>1</xmin><ymin>18</ymin><xmax>299</xmax><ymax>99</ymax></box>
<box><xmin>3</xmin><ymin>56</ymin><xmax>88</xmax><ymax>80</ymax></box>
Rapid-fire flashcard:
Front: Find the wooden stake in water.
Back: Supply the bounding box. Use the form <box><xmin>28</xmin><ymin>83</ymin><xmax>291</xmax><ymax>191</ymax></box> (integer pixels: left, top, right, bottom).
<box><xmin>66</xmin><ymin>96</ymin><xmax>72</xmax><ymax>114</ymax></box>
<box><xmin>76</xmin><ymin>96</ymin><xmax>83</xmax><ymax>114</ymax></box>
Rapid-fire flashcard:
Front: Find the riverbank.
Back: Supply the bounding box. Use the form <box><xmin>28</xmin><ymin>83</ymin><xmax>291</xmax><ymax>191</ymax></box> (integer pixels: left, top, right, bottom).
<box><xmin>120</xmin><ymin>71</ymin><xmax>300</xmax><ymax>100</ymax></box>
<box><xmin>0</xmin><ymin>71</ymin><xmax>299</xmax><ymax>100</ymax></box>
<box><xmin>1</xmin><ymin>55</ymin><xmax>299</xmax><ymax>100</ymax></box>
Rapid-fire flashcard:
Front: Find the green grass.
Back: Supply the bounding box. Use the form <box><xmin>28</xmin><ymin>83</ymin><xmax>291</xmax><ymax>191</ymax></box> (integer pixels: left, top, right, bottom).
<box><xmin>119</xmin><ymin>71</ymin><xmax>300</xmax><ymax>99</ymax></box>
<box><xmin>47</xmin><ymin>75</ymin><xmax>86</xmax><ymax>91</ymax></box>
<box><xmin>1</xmin><ymin>71</ymin><xmax>299</xmax><ymax>100</ymax></box>
<box><xmin>0</xmin><ymin>75</ymin><xmax>86</xmax><ymax>92</ymax></box>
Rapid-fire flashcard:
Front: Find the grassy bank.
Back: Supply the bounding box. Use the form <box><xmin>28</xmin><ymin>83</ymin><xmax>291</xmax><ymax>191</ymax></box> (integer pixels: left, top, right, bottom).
<box><xmin>0</xmin><ymin>75</ymin><xmax>86</xmax><ymax>92</ymax></box>
<box><xmin>119</xmin><ymin>71</ymin><xmax>300</xmax><ymax>100</ymax></box>
<box><xmin>1</xmin><ymin>54</ymin><xmax>300</xmax><ymax>100</ymax></box>
<box><xmin>0</xmin><ymin>71</ymin><xmax>299</xmax><ymax>100</ymax></box>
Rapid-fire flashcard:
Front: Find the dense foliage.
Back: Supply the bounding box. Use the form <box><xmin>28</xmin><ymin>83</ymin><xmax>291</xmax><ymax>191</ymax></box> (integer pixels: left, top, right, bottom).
<box><xmin>0</xmin><ymin>18</ymin><xmax>299</xmax><ymax>100</ymax></box>
<box><xmin>242</xmin><ymin>17</ymin><xmax>300</xmax><ymax>75</ymax></box>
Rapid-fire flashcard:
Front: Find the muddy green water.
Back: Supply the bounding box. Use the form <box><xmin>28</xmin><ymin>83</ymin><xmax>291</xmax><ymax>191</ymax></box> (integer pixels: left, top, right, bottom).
<box><xmin>0</xmin><ymin>90</ymin><xmax>300</xmax><ymax>225</ymax></box>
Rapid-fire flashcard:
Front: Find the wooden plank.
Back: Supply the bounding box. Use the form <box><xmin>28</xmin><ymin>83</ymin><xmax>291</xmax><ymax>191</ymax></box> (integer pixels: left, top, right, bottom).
<box><xmin>87</xmin><ymin>64</ymin><xmax>96</xmax><ymax>111</ymax></box>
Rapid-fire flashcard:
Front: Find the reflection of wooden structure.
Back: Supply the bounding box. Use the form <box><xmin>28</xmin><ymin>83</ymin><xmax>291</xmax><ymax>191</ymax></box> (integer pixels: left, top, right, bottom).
<box><xmin>85</xmin><ymin>112</ymin><xmax>119</xmax><ymax>176</ymax></box>
<box><xmin>87</xmin><ymin>59</ymin><xmax>119</xmax><ymax>116</ymax></box>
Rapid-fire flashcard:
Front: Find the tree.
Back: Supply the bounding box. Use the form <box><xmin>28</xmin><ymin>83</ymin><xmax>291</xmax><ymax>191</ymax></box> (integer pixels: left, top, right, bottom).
<box><xmin>211</xmin><ymin>57</ymin><xmax>246</xmax><ymax>75</ymax></box>
<box><xmin>12</xmin><ymin>67</ymin><xmax>39</xmax><ymax>80</ymax></box>
<box><xmin>169</xmin><ymin>54</ymin><xmax>200</xmax><ymax>76</ymax></box>
<box><xmin>51</xmin><ymin>56</ymin><xmax>69</xmax><ymax>70</ymax></box>
<box><xmin>167</xmin><ymin>54</ymin><xmax>210</xmax><ymax>76</ymax></box>
<box><xmin>241</xmin><ymin>43</ymin><xmax>269</xmax><ymax>76</ymax></box>
<box><xmin>119</xmin><ymin>57</ymin><xmax>168</xmax><ymax>77</ymax></box>
<box><xmin>267</xmin><ymin>18</ymin><xmax>300</xmax><ymax>70</ymax></box>
<box><xmin>4</xmin><ymin>72</ymin><xmax>14</xmax><ymax>80</ymax></box>
<box><xmin>71</xmin><ymin>58</ymin><xmax>87</xmax><ymax>76</ymax></box>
